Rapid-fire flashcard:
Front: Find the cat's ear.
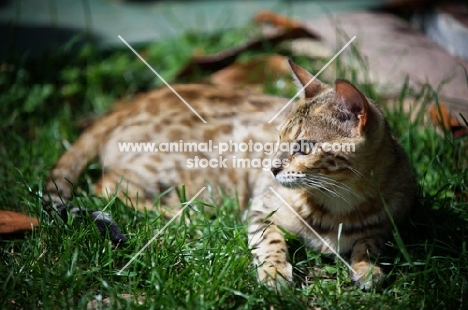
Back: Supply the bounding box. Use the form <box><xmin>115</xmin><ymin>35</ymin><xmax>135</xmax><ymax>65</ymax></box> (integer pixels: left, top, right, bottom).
<box><xmin>334</xmin><ymin>78</ymin><xmax>369</xmax><ymax>130</ymax></box>
<box><xmin>288</xmin><ymin>60</ymin><xmax>326</xmax><ymax>99</ymax></box>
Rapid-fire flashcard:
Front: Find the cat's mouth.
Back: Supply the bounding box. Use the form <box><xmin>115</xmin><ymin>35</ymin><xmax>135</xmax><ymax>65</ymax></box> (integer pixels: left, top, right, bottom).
<box><xmin>274</xmin><ymin>172</ymin><xmax>306</xmax><ymax>188</ymax></box>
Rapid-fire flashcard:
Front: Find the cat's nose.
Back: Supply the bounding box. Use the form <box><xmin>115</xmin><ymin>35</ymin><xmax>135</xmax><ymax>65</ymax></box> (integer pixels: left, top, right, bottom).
<box><xmin>271</xmin><ymin>166</ymin><xmax>282</xmax><ymax>176</ymax></box>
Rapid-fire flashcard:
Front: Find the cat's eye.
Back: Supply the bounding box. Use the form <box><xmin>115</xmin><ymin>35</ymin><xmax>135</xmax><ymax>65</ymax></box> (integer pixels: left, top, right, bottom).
<box><xmin>292</xmin><ymin>139</ymin><xmax>314</xmax><ymax>155</ymax></box>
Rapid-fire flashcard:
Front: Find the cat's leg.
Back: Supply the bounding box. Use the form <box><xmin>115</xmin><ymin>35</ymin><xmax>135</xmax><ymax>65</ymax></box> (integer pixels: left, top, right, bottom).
<box><xmin>45</xmin><ymin>200</ymin><xmax>127</xmax><ymax>245</ymax></box>
<box><xmin>45</xmin><ymin>182</ymin><xmax>127</xmax><ymax>245</ymax></box>
<box><xmin>95</xmin><ymin>171</ymin><xmax>184</xmax><ymax>218</ymax></box>
<box><xmin>94</xmin><ymin>169</ymin><xmax>156</xmax><ymax>211</ymax></box>
<box><xmin>247</xmin><ymin>198</ymin><xmax>293</xmax><ymax>288</ymax></box>
<box><xmin>350</xmin><ymin>238</ymin><xmax>385</xmax><ymax>291</ymax></box>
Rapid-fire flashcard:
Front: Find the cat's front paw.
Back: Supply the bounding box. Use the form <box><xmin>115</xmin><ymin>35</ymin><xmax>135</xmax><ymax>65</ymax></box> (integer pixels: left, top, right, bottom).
<box><xmin>351</xmin><ymin>262</ymin><xmax>385</xmax><ymax>291</ymax></box>
<box><xmin>257</xmin><ymin>261</ymin><xmax>293</xmax><ymax>288</ymax></box>
<box><xmin>65</xmin><ymin>205</ymin><xmax>127</xmax><ymax>245</ymax></box>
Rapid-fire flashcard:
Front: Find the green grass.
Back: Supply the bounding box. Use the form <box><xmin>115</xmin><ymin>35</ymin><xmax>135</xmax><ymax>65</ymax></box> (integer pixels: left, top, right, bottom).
<box><xmin>1</xmin><ymin>24</ymin><xmax>467</xmax><ymax>309</ymax></box>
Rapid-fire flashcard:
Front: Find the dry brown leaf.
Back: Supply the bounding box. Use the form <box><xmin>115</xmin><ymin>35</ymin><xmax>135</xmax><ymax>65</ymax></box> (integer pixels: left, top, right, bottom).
<box><xmin>254</xmin><ymin>10</ymin><xmax>306</xmax><ymax>30</ymax></box>
<box><xmin>428</xmin><ymin>102</ymin><xmax>467</xmax><ymax>138</ymax></box>
<box><xmin>0</xmin><ymin>210</ymin><xmax>39</xmax><ymax>234</ymax></box>
<box><xmin>209</xmin><ymin>55</ymin><xmax>290</xmax><ymax>89</ymax></box>
<box><xmin>176</xmin><ymin>11</ymin><xmax>320</xmax><ymax>79</ymax></box>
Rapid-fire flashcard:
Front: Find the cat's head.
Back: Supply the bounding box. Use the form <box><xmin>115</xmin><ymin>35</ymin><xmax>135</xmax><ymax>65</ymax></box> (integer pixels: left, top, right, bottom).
<box><xmin>271</xmin><ymin>60</ymin><xmax>386</xmax><ymax>203</ymax></box>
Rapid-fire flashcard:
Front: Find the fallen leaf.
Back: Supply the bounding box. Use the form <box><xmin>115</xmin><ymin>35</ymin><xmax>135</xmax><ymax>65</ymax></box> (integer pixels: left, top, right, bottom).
<box><xmin>209</xmin><ymin>55</ymin><xmax>290</xmax><ymax>89</ymax></box>
<box><xmin>428</xmin><ymin>102</ymin><xmax>467</xmax><ymax>138</ymax></box>
<box><xmin>176</xmin><ymin>15</ymin><xmax>320</xmax><ymax>79</ymax></box>
<box><xmin>254</xmin><ymin>10</ymin><xmax>307</xmax><ymax>30</ymax></box>
<box><xmin>0</xmin><ymin>210</ymin><xmax>39</xmax><ymax>234</ymax></box>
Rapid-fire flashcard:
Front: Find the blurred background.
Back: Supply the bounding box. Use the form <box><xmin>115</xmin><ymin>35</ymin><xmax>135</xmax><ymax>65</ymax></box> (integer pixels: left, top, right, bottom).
<box><xmin>1</xmin><ymin>0</ymin><xmax>467</xmax><ymax>60</ymax></box>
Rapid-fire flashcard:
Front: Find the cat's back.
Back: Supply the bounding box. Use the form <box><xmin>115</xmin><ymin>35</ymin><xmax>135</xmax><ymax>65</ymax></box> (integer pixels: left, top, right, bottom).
<box><xmin>73</xmin><ymin>84</ymin><xmax>288</xmax><ymax>208</ymax></box>
<box><xmin>99</xmin><ymin>84</ymin><xmax>288</xmax><ymax>160</ymax></box>
<box><xmin>107</xmin><ymin>84</ymin><xmax>285</xmax><ymax>123</ymax></box>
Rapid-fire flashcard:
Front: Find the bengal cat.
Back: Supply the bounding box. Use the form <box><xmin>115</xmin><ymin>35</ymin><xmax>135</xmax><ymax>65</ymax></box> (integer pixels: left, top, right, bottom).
<box><xmin>45</xmin><ymin>60</ymin><xmax>415</xmax><ymax>290</ymax></box>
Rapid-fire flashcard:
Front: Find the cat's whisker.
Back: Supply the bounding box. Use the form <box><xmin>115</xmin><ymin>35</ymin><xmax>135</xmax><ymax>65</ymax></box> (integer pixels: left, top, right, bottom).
<box><xmin>298</xmin><ymin>177</ymin><xmax>331</xmax><ymax>195</ymax></box>
<box><xmin>314</xmin><ymin>174</ymin><xmax>362</xmax><ymax>198</ymax></box>
<box><xmin>344</xmin><ymin>165</ymin><xmax>366</xmax><ymax>180</ymax></box>
<box><xmin>305</xmin><ymin>175</ymin><xmax>358</xmax><ymax>205</ymax></box>
<box><xmin>303</xmin><ymin>179</ymin><xmax>341</xmax><ymax>199</ymax></box>
<box><xmin>300</xmin><ymin>183</ymin><xmax>336</xmax><ymax>200</ymax></box>
<box><xmin>305</xmin><ymin>178</ymin><xmax>340</xmax><ymax>196</ymax></box>
<box><xmin>309</xmin><ymin>174</ymin><xmax>352</xmax><ymax>192</ymax></box>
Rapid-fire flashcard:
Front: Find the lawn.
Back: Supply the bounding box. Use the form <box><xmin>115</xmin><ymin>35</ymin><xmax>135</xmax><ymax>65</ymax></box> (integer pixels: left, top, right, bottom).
<box><xmin>1</xmin><ymin>21</ymin><xmax>467</xmax><ymax>309</ymax></box>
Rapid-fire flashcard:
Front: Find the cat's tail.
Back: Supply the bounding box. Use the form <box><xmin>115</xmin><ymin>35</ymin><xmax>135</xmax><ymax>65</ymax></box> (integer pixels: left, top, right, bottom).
<box><xmin>44</xmin><ymin>117</ymin><xmax>127</xmax><ymax>244</ymax></box>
